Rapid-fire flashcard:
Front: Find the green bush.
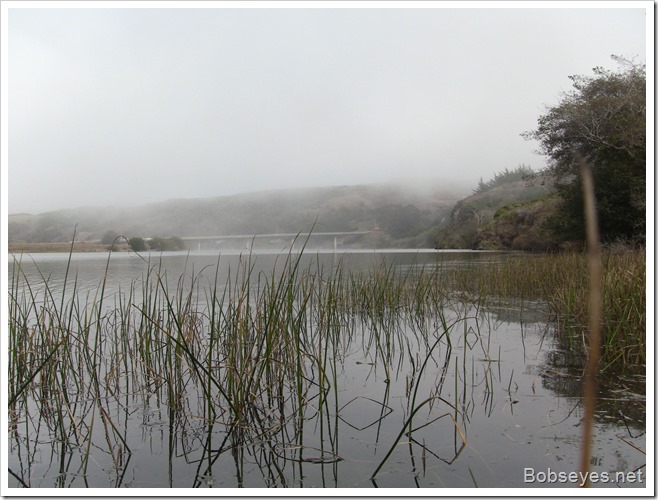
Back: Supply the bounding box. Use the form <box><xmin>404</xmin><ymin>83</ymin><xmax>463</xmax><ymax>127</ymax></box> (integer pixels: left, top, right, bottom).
<box><xmin>128</xmin><ymin>237</ymin><xmax>147</xmax><ymax>252</ymax></box>
<box><xmin>147</xmin><ymin>236</ymin><xmax>185</xmax><ymax>251</ymax></box>
<box><xmin>101</xmin><ymin>230</ymin><xmax>120</xmax><ymax>245</ymax></box>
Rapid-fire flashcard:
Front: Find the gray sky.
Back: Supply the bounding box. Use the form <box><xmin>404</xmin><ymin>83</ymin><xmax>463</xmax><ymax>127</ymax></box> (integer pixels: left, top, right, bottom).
<box><xmin>6</xmin><ymin>3</ymin><xmax>648</xmax><ymax>214</ymax></box>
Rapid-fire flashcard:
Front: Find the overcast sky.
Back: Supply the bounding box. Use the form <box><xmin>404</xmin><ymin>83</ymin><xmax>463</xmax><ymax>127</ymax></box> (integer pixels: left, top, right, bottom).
<box><xmin>5</xmin><ymin>2</ymin><xmax>648</xmax><ymax>214</ymax></box>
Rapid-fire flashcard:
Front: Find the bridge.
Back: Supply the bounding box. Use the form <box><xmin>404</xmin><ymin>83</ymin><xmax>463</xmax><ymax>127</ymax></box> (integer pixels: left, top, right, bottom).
<box><xmin>179</xmin><ymin>231</ymin><xmax>373</xmax><ymax>252</ymax></box>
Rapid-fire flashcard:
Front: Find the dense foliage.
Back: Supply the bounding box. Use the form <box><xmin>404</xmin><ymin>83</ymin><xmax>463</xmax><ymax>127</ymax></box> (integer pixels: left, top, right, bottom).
<box><xmin>128</xmin><ymin>237</ymin><xmax>147</xmax><ymax>252</ymax></box>
<box><xmin>435</xmin><ymin>167</ymin><xmax>554</xmax><ymax>250</ymax></box>
<box><xmin>127</xmin><ymin>236</ymin><xmax>184</xmax><ymax>252</ymax></box>
<box><xmin>473</xmin><ymin>165</ymin><xmax>535</xmax><ymax>194</ymax></box>
<box><xmin>147</xmin><ymin>236</ymin><xmax>185</xmax><ymax>251</ymax></box>
<box><xmin>523</xmin><ymin>56</ymin><xmax>646</xmax><ymax>244</ymax></box>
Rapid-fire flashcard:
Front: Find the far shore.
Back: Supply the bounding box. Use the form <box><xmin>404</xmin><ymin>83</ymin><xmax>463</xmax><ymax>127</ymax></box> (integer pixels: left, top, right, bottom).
<box><xmin>8</xmin><ymin>242</ymin><xmax>130</xmax><ymax>254</ymax></box>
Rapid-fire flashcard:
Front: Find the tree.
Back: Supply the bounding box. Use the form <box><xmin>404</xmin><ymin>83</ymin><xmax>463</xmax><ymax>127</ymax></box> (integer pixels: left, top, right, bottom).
<box><xmin>128</xmin><ymin>237</ymin><xmax>147</xmax><ymax>252</ymax></box>
<box><xmin>523</xmin><ymin>55</ymin><xmax>646</xmax><ymax>243</ymax></box>
<box><xmin>472</xmin><ymin>165</ymin><xmax>535</xmax><ymax>194</ymax></box>
<box><xmin>147</xmin><ymin>236</ymin><xmax>185</xmax><ymax>251</ymax></box>
<box><xmin>101</xmin><ymin>230</ymin><xmax>120</xmax><ymax>245</ymax></box>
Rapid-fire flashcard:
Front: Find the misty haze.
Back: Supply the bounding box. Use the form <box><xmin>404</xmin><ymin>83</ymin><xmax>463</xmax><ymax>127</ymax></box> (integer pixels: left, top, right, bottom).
<box><xmin>5</xmin><ymin>2</ymin><xmax>649</xmax><ymax>493</ymax></box>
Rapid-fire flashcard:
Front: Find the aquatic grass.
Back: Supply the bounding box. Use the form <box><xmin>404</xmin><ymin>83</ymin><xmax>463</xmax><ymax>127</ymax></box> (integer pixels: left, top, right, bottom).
<box><xmin>10</xmin><ymin>255</ymin><xmax>95</xmax><ymax>483</ymax></box>
<box><xmin>8</xmin><ymin>258</ymin><xmax>39</xmax><ymax>410</ymax></box>
<box><xmin>7</xmin><ymin>237</ymin><xmax>644</xmax><ymax>487</ymax></box>
<box><xmin>442</xmin><ymin>249</ymin><xmax>645</xmax><ymax>374</ymax></box>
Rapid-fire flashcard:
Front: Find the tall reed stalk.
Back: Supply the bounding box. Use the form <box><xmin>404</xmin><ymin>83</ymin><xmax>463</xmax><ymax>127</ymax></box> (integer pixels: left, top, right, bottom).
<box><xmin>8</xmin><ymin>225</ymin><xmax>644</xmax><ymax>487</ymax></box>
<box><xmin>578</xmin><ymin>156</ymin><xmax>602</xmax><ymax>487</ymax></box>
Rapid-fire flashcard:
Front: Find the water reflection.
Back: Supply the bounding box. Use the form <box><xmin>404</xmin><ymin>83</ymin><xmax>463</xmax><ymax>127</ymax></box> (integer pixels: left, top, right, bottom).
<box><xmin>7</xmin><ymin>250</ymin><xmax>646</xmax><ymax>489</ymax></box>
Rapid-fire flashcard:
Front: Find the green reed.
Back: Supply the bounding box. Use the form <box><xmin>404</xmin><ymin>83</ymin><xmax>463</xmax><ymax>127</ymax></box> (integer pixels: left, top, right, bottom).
<box><xmin>8</xmin><ymin>243</ymin><xmax>526</xmax><ymax>487</ymax></box>
<box><xmin>443</xmin><ymin>249</ymin><xmax>646</xmax><ymax>374</ymax></box>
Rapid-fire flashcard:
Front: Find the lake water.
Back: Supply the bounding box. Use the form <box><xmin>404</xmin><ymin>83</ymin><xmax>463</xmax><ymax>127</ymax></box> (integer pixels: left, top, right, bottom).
<box><xmin>6</xmin><ymin>249</ymin><xmax>646</xmax><ymax>490</ymax></box>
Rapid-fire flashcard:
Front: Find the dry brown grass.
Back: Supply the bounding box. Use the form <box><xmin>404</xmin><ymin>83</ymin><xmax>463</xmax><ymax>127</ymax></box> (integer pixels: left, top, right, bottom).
<box><xmin>8</xmin><ymin>241</ymin><xmax>129</xmax><ymax>253</ymax></box>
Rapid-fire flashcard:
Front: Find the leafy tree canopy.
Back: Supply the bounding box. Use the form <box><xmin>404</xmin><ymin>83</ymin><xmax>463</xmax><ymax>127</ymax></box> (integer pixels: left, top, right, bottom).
<box><xmin>523</xmin><ymin>55</ymin><xmax>646</xmax><ymax>243</ymax></box>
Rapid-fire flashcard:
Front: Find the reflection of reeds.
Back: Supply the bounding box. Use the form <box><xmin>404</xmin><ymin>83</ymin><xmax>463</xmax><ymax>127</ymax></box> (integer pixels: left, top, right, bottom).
<box><xmin>8</xmin><ymin>222</ymin><xmax>642</xmax><ymax>487</ymax></box>
<box><xmin>443</xmin><ymin>248</ymin><xmax>645</xmax><ymax>374</ymax></box>
<box><xmin>9</xmin><ymin>240</ymin><xmax>474</xmax><ymax>486</ymax></box>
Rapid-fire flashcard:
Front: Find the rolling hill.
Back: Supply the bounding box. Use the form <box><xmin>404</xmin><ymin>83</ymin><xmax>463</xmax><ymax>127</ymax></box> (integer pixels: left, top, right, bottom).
<box><xmin>9</xmin><ymin>180</ymin><xmax>470</xmax><ymax>250</ymax></box>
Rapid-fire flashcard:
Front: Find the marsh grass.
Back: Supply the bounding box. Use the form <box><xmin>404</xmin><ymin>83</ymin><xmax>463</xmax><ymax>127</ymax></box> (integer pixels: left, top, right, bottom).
<box><xmin>443</xmin><ymin>249</ymin><xmax>646</xmax><ymax>375</ymax></box>
<box><xmin>9</xmin><ymin>240</ymin><xmax>484</xmax><ymax>487</ymax></box>
<box><xmin>7</xmin><ymin>235</ymin><xmax>645</xmax><ymax>487</ymax></box>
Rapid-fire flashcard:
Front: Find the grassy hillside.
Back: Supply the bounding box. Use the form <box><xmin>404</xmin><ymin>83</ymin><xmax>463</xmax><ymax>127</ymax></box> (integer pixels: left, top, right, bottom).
<box><xmin>473</xmin><ymin>194</ymin><xmax>562</xmax><ymax>251</ymax></box>
<box><xmin>435</xmin><ymin>171</ymin><xmax>558</xmax><ymax>250</ymax></box>
<box><xmin>9</xmin><ymin>181</ymin><xmax>468</xmax><ymax>249</ymax></box>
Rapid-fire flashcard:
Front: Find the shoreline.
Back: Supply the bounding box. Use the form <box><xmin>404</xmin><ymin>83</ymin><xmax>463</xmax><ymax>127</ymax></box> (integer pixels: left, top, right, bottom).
<box><xmin>8</xmin><ymin>242</ymin><xmax>130</xmax><ymax>253</ymax></box>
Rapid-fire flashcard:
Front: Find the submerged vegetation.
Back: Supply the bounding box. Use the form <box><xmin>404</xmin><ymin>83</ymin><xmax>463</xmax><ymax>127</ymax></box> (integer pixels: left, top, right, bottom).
<box><xmin>7</xmin><ymin>239</ymin><xmax>646</xmax><ymax>488</ymax></box>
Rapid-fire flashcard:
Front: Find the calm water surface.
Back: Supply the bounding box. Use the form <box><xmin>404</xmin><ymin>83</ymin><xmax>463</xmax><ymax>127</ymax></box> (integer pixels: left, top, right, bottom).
<box><xmin>7</xmin><ymin>249</ymin><xmax>646</xmax><ymax>490</ymax></box>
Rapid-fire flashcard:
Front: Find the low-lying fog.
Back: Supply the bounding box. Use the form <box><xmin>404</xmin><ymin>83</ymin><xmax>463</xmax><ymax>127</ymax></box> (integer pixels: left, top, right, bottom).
<box><xmin>7</xmin><ymin>6</ymin><xmax>646</xmax><ymax>215</ymax></box>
